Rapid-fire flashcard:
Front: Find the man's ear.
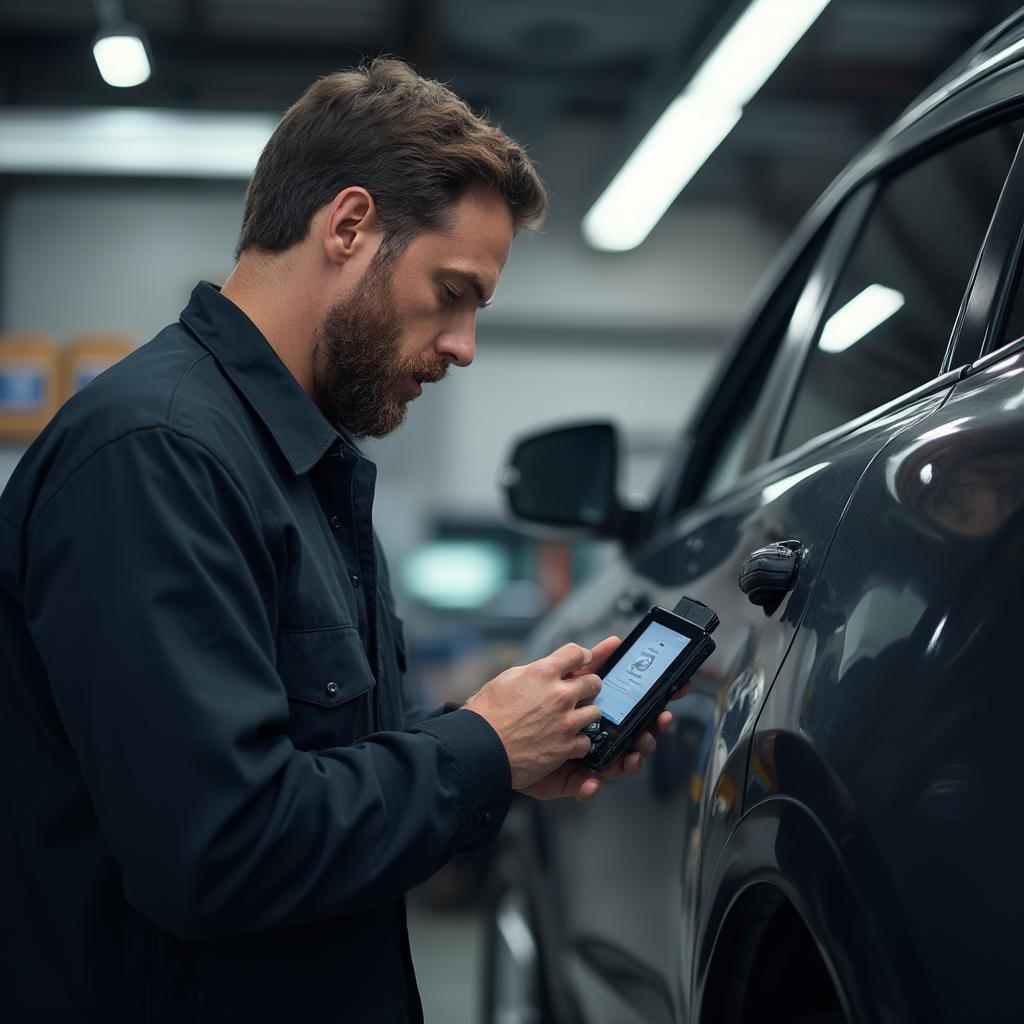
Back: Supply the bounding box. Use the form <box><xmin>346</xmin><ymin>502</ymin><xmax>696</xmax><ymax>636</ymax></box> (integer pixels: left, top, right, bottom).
<box><xmin>322</xmin><ymin>186</ymin><xmax>381</xmax><ymax>265</ymax></box>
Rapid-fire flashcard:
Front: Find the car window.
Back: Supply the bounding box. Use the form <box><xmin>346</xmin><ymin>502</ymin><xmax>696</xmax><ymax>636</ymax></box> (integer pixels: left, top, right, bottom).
<box><xmin>777</xmin><ymin>119</ymin><xmax>1024</xmax><ymax>456</ymax></box>
<box><xmin>994</xmin><ymin>221</ymin><xmax>1024</xmax><ymax>350</ymax></box>
<box><xmin>999</xmin><ymin>284</ymin><xmax>1024</xmax><ymax>347</ymax></box>
<box><xmin>689</xmin><ymin>231</ymin><xmax>829</xmax><ymax>506</ymax></box>
<box><xmin>698</xmin><ymin>331</ymin><xmax>782</xmax><ymax>501</ymax></box>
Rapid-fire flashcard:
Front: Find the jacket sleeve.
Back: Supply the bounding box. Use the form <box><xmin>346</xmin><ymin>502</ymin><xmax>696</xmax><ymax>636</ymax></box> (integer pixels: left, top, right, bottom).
<box><xmin>22</xmin><ymin>426</ymin><xmax>511</xmax><ymax>939</ymax></box>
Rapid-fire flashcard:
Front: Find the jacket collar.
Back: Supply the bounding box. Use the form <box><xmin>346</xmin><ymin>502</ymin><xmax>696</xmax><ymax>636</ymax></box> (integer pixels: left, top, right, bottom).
<box><xmin>179</xmin><ymin>281</ymin><xmax>355</xmax><ymax>475</ymax></box>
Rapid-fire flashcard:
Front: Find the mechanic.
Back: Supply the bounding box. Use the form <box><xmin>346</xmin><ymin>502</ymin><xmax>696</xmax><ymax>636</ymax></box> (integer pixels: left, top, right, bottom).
<box><xmin>0</xmin><ymin>59</ymin><xmax>673</xmax><ymax>1022</ymax></box>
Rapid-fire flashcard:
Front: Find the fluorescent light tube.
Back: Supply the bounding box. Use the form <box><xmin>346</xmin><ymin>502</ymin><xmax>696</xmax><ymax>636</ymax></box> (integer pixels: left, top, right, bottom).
<box><xmin>583</xmin><ymin>0</ymin><xmax>832</xmax><ymax>252</ymax></box>
<box><xmin>93</xmin><ymin>31</ymin><xmax>151</xmax><ymax>88</ymax></box>
<box><xmin>0</xmin><ymin>108</ymin><xmax>277</xmax><ymax>178</ymax></box>
<box><xmin>582</xmin><ymin>96</ymin><xmax>741</xmax><ymax>252</ymax></box>
<box><xmin>818</xmin><ymin>284</ymin><xmax>906</xmax><ymax>354</ymax></box>
<box><xmin>689</xmin><ymin>0</ymin><xmax>833</xmax><ymax>109</ymax></box>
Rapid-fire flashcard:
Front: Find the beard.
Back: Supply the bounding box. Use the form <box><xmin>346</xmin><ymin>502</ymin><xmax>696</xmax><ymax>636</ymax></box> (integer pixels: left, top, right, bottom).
<box><xmin>313</xmin><ymin>258</ymin><xmax>449</xmax><ymax>438</ymax></box>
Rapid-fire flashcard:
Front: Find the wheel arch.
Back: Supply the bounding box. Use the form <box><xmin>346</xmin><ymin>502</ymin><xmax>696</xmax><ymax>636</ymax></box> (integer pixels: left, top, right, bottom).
<box><xmin>698</xmin><ymin>881</ymin><xmax>844</xmax><ymax>1024</ymax></box>
<box><xmin>692</xmin><ymin>797</ymin><xmax>902</xmax><ymax>1024</ymax></box>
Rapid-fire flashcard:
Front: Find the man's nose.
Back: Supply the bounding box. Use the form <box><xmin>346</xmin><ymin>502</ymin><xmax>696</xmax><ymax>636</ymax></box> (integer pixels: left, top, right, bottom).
<box><xmin>437</xmin><ymin>320</ymin><xmax>476</xmax><ymax>367</ymax></box>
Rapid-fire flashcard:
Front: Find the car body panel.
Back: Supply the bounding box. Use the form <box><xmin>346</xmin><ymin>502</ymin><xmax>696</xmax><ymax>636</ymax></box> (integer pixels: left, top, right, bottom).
<box><xmin>747</xmin><ymin>341</ymin><xmax>1024</xmax><ymax>1023</ymax></box>
<box><xmin>692</xmin><ymin>797</ymin><xmax>909</xmax><ymax>1024</ymax></box>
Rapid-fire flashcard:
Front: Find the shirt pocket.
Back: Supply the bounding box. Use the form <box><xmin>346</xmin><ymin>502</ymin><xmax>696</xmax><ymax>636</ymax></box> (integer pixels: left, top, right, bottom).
<box><xmin>276</xmin><ymin>624</ymin><xmax>377</xmax><ymax>750</ymax></box>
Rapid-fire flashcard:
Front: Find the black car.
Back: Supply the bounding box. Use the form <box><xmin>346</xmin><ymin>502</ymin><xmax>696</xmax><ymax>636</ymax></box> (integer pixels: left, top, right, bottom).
<box><xmin>484</xmin><ymin>11</ymin><xmax>1024</xmax><ymax>1024</ymax></box>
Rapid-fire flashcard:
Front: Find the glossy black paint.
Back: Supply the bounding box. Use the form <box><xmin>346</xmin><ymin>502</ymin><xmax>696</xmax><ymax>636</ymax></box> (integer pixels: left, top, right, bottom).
<box><xmin>748</xmin><ymin>345</ymin><xmax>1024</xmax><ymax>1021</ymax></box>
<box><xmin>491</xmin><ymin>12</ymin><xmax>1024</xmax><ymax>1024</ymax></box>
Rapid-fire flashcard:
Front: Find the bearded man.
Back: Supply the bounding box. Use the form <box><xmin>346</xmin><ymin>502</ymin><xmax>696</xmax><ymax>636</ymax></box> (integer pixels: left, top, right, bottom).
<box><xmin>0</xmin><ymin>59</ymin><xmax>671</xmax><ymax>1022</ymax></box>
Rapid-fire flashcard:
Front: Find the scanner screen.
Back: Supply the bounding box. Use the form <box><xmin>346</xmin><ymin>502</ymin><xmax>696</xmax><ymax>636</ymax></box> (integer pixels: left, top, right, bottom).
<box><xmin>594</xmin><ymin>621</ymin><xmax>691</xmax><ymax>726</ymax></box>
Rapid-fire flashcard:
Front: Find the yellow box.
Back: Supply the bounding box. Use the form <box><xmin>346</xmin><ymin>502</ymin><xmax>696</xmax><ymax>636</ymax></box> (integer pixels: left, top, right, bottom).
<box><xmin>0</xmin><ymin>333</ymin><xmax>61</xmax><ymax>441</ymax></box>
<box><xmin>62</xmin><ymin>333</ymin><xmax>136</xmax><ymax>401</ymax></box>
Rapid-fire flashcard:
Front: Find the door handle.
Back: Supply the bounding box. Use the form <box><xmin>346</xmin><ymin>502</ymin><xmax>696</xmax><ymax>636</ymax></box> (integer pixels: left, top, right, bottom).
<box><xmin>739</xmin><ymin>540</ymin><xmax>803</xmax><ymax>616</ymax></box>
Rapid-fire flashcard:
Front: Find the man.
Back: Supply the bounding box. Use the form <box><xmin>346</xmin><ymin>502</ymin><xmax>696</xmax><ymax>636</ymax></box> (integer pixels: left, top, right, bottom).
<box><xmin>0</xmin><ymin>59</ymin><xmax>672</xmax><ymax>1021</ymax></box>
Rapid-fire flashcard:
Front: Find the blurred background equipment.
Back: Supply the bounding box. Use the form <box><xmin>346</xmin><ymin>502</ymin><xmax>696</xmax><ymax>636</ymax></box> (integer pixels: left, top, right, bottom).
<box><xmin>62</xmin><ymin>332</ymin><xmax>136</xmax><ymax>394</ymax></box>
<box><xmin>1</xmin><ymin>1</ymin><xmax>1022</xmax><ymax>1020</ymax></box>
<box><xmin>0</xmin><ymin>330</ymin><xmax>136</xmax><ymax>442</ymax></box>
<box><xmin>0</xmin><ymin>332</ymin><xmax>61</xmax><ymax>440</ymax></box>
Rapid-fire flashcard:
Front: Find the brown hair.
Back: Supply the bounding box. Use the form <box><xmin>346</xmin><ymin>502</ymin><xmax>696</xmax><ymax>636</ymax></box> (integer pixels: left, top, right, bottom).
<box><xmin>236</xmin><ymin>57</ymin><xmax>548</xmax><ymax>260</ymax></box>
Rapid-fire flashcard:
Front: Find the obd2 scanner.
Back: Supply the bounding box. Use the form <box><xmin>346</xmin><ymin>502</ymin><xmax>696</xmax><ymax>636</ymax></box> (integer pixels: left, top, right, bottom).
<box><xmin>582</xmin><ymin>596</ymin><xmax>718</xmax><ymax>770</ymax></box>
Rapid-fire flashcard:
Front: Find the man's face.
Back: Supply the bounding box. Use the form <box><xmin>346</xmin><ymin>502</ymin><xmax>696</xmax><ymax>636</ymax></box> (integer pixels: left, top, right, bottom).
<box><xmin>313</xmin><ymin>185</ymin><xmax>514</xmax><ymax>438</ymax></box>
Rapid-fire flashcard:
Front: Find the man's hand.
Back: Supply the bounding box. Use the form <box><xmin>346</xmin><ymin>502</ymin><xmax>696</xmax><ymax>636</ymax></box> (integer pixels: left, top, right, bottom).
<box><xmin>464</xmin><ymin>642</ymin><xmax>603</xmax><ymax>790</ymax></box>
<box><xmin>520</xmin><ymin>708</ymin><xmax>675</xmax><ymax>801</ymax></box>
<box><xmin>522</xmin><ymin>635</ymin><xmax>687</xmax><ymax>801</ymax></box>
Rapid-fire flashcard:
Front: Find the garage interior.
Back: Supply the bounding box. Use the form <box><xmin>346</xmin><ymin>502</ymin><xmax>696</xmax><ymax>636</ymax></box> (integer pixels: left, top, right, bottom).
<box><xmin>0</xmin><ymin>1</ymin><xmax>1019</xmax><ymax>1020</ymax></box>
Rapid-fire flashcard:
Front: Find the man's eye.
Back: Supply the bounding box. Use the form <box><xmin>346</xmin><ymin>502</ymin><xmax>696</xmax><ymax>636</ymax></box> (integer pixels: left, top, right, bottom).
<box><xmin>441</xmin><ymin>286</ymin><xmax>461</xmax><ymax>307</ymax></box>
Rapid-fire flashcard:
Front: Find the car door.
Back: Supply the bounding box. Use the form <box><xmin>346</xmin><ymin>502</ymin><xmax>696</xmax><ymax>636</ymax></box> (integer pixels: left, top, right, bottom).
<box><xmin>522</xmin><ymin>111</ymin><xmax>1024</xmax><ymax>1024</ymax></box>
<box><xmin>741</xmin><ymin>125</ymin><xmax>1024</xmax><ymax>1023</ymax></box>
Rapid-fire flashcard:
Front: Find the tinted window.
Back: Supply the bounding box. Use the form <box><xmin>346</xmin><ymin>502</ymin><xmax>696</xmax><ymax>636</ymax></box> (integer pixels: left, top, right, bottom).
<box><xmin>779</xmin><ymin>120</ymin><xmax>1022</xmax><ymax>455</ymax></box>
<box><xmin>690</xmin><ymin>232</ymin><xmax>830</xmax><ymax>505</ymax></box>
<box><xmin>698</xmin><ymin>335</ymin><xmax>779</xmax><ymax>501</ymax></box>
<box><xmin>1000</xmin><ymin>280</ymin><xmax>1024</xmax><ymax>347</ymax></box>
<box><xmin>996</xmin><ymin>217</ymin><xmax>1024</xmax><ymax>348</ymax></box>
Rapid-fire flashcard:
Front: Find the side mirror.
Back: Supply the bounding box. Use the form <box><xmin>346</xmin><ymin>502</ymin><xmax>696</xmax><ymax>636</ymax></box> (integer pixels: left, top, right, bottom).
<box><xmin>502</xmin><ymin>422</ymin><xmax>626</xmax><ymax>537</ymax></box>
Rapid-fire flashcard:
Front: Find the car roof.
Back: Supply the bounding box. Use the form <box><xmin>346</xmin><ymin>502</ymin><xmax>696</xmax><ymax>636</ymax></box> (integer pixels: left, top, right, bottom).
<box><xmin>928</xmin><ymin>6</ymin><xmax>1024</xmax><ymax>99</ymax></box>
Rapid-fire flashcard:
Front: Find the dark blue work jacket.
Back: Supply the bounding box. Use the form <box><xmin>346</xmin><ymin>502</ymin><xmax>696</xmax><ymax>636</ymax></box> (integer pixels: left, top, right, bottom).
<box><xmin>0</xmin><ymin>282</ymin><xmax>510</xmax><ymax>1022</ymax></box>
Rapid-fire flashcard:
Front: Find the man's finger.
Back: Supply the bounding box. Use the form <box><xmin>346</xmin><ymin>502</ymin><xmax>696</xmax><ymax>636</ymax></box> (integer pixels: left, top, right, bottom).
<box><xmin>567</xmin><ymin>672</ymin><xmax>602</xmax><ymax>705</ymax></box>
<box><xmin>548</xmin><ymin>642</ymin><xmax>593</xmax><ymax>678</ymax></box>
<box><xmin>632</xmin><ymin>730</ymin><xmax>657</xmax><ymax>755</ymax></box>
<box><xmin>570</xmin><ymin>702</ymin><xmax>602</xmax><ymax>732</ymax></box>
<box><xmin>571</xmin><ymin>734</ymin><xmax>592</xmax><ymax>760</ymax></box>
<box><xmin>653</xmin><ymin>710</ymin><xmax>673</xmax><ymax>733</ymax></box>
<box><xmin>668</xmin><ymin>680</ymin><xmax>693</xmax><ymax>702</ymax></box>
<box><xmin>566</xmin><ymin>636</ymin><xmax>620</xmax><ymax>679</ymax></box>
<box><xmin>561</xmin><ymin>764</ymin><xmax>603</xmax><ymax>801</ymax></box>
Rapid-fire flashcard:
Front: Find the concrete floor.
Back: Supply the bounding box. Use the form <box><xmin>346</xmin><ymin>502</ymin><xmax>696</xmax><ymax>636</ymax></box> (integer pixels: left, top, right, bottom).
<box><xmin>408</xmin><ymin>902</ymin><xmax>484</xmax><ymax>1024</ymax></box>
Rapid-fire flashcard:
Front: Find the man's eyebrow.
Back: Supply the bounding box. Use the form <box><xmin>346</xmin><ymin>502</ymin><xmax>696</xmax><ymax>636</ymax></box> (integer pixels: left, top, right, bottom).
<box><xmin>442</xmin><ymin>268</ymin><xmax>494</xmax><ymax>308</ymax></box>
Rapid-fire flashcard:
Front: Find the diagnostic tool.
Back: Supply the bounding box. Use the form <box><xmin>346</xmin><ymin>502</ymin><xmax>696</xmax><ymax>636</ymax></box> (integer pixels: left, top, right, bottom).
<box><xmin>583</xmin><ymin>596</ymin><xmax>718</xmax><ymax>770</ymax></box>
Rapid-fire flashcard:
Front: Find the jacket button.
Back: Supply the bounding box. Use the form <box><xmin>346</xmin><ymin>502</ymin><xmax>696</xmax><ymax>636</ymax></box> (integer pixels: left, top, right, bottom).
<box><xmin>329</xmin><ymin>515</ymin><xmax>342</xmax><ymax>530</ymax></box>
<box><xmin>326</xmin><ymin>681</ymin><xmax>339</xmax><ymax>698</ymax></box>
<box><xmin>350</xmin><ymin>574</ymin><xmax>360</xmax><ymax>588</ymax></box>
<box><xmin>474</xmin><ymin>809</ymin><xmax>492</xmax><ymax>826</ymax></box>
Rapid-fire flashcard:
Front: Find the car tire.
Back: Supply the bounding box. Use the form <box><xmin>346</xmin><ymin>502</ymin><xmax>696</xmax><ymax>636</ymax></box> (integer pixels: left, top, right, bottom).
<box><xmin>481</xmin><ymin>855</ymin><xmax>553</xmax><ymax>1024</ymax></box>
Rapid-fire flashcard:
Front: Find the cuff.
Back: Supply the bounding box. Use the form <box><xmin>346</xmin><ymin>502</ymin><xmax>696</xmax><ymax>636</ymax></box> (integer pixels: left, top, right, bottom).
<box><xmin>411</xmin><ymin>708</ymin><xmax>512</xmax><ymax>851</ymax></box>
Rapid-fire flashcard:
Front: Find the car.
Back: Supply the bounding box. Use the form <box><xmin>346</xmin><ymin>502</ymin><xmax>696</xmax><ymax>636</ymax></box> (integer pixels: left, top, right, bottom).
<box><xmin>482</xmin><ymin>10</ymin><xmax>1024</xmax><ymax>1024</ymax></box>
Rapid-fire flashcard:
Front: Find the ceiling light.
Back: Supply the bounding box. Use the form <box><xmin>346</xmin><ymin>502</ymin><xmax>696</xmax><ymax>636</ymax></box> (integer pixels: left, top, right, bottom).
<box><xmin>0</xmin><ymin>108</ymin><xmax>277</xmax><ymax>178</ymax></box>
<box><xmin>582</xmin><ymin>96</ymin><xmax>741</xmax><ymax>252</ymax></box>
<box><xmin>818</xmin><ymin>284</ymin><xmax>906</xmax><ymax>354</ymax></box>
<box><xmin>93</xmin><ymin>28</ymin><xmax>151</xmax><ymax>88</ymax></box>
<box><xmin>688</xmin><ymin>0</ymin><xmax>833</xmax><ymax>109</ymax></box>
<box><xmin>583</xmin><ymin>0</ymin><xmax>832</xmax><ymax>252</ymax></box>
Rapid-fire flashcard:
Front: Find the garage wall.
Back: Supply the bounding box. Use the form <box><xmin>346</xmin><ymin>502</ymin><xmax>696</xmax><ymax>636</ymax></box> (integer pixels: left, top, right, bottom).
<box><xmin>428</xmin><ymin>334</ymin><xmax>720</xmax><ymax>509</ymax></box>
<box><xmin>0</xmin><ymin>180</ymin><xmax>782</xmax><ymax>553</ymax></box>
<box><xmin>1</xmin><ymin>181</ymin><xmax>244</xmax><ymax>338</ymax></box>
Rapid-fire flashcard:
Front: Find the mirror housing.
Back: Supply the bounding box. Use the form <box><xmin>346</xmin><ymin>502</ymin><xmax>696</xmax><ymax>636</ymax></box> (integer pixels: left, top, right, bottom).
<box><xmin>502</xmin><ymin>422</ymin><xmax>635</xmax><ymax>539</ymax></box>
